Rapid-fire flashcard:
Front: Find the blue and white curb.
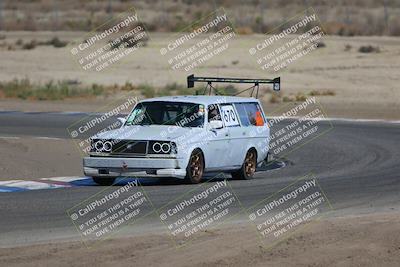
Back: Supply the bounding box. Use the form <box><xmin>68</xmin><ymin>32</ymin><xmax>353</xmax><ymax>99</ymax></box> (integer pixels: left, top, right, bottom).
<box><xmin>0</xmin><ymin>177</ymin><xmax>83</xmax><ymax>192</ymax></box>
<box><xmin>0</xmin><ymin>176</ymin><xmax>162</xmax><ymax>193</ymax></box>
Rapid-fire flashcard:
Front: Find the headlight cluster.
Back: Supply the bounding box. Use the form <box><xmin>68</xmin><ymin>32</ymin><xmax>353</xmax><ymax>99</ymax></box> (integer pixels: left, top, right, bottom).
<box><xmin>90</xmin><ymin>139</ymin><xmax>177</xmax><ymax>154</ymax></box>
<box><xmin>149</xmin><ymin>141</ymin><xmax>177</xmax><ymax>154</ymax></box>
<box><xmin>91</xmin><ymin>139</ymin><xmax>113</xmax><ymax>153</ymax></box>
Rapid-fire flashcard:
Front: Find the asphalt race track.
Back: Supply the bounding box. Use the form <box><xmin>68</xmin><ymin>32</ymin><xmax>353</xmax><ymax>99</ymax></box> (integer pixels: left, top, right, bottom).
<box><xmin>0</xmin><ymin>112</ymin><xmax>399</xmax><ymax>247</ymax></box>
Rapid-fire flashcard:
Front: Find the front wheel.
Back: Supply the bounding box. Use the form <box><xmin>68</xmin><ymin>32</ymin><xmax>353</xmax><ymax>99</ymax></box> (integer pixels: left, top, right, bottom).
<box><xmin>231</xmin><ymin>149</ymin><xmax>257</xmax><ymax>180</ymax></box>
<box><xmin>184</xmin><ymin>149</ymin><xmax>204</xmax><ymax>184</ymax></box>
<box><xmin>92</xmin><ymin>177</ymin><xmax>116</xmax><ymax>186</ymax></box>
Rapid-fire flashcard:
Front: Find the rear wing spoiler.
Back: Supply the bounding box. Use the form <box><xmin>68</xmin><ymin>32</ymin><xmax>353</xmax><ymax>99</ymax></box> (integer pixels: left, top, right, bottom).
<box><xmin>187</xmin><ymin>74</ymin><xmax>280</xmax><ymax>98</ymax></box>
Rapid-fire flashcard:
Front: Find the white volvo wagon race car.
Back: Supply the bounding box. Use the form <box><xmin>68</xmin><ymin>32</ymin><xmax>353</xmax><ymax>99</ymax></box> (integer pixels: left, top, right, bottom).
<box><xmin>83</xmin><ymin>75</ymin><xmax>280</xmax><ymax>185</ymax></box>
<box><xmin>83</xmin><ymin>95</ymin><xmax>270</xmax><ymax>185</ymax></box>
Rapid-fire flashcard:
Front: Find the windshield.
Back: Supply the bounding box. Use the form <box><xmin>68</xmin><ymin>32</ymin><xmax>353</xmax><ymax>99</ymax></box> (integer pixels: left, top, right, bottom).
<box><xmin>126</xmin><ymin>101</ymin><xmax>205</xmax><ymax>127</ymax></box>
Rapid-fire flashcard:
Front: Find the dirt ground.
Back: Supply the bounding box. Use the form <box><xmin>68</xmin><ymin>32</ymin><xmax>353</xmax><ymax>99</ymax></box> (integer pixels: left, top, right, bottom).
<box><xmin>0</xmin><ymin>211</ymin><xmax>399</xmax><ymax>267</ymax></box>
<box><xmin>0</xmin><ymin>138</ymin><xmax>81</xmax><ymax>180</ymax></box>
<box><xmin>0</xmin><ymin>32</ymin><xmax>400</xmax><ymax>119</ymax></box>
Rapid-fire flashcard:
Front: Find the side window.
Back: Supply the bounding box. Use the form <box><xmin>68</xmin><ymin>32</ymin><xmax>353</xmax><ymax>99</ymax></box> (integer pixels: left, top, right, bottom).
<box><xmin>234</xmin><ymin>103</ymin><xmax>251</xmax><ymax>126</ymax></box>
<box><xmin>234</xmin><ymin>103</ymin><xmax>265</xmax><ymax>126</ymax></box>
<box><xmin>208</xmin><ymin>104</ymin><xmax>222</xmax><ymax>122</ymax></box>
<box><xmin>220</xmin><ymin>104</ymin><xmax>240</xmax><ymax>127</ymax></box>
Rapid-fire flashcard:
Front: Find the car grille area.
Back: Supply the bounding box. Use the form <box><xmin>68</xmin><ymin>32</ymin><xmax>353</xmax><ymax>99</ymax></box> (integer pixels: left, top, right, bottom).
<box><xmin>112</xmin><ymin>140</ymin><xmax>147</xmax><ymax>155</ymax></box>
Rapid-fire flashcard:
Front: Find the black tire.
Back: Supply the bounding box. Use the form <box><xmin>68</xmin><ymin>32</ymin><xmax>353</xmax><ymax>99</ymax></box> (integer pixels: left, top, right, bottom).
<box><xmin>184</xmin><ymin>149</ymin><xmax>204</xmax><ymax>184</ymax></box>
<box><xmin>92</xmin><ymin>177</ymin><xmax>116</xmax><ymax>186</ymax></box>
<box><xmin>231</xmin><ymin>149</ymin><xmax>257</xmax><ymax>180</ymax></box>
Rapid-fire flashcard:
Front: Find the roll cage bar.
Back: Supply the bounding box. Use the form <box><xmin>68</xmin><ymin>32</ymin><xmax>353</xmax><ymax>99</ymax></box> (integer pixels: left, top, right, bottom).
<box><xmin>187</xmin><ymin>74</ymin><xmax>280</xmax><ymax>98</ymax></box>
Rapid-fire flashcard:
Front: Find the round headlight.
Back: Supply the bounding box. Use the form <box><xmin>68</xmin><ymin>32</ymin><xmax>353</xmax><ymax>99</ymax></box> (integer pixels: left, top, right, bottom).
<box><xmin>103</xmin><ymin>141</ymin><xmax>112</xmax><ymax>152</ymax></box>
<box><xmin>94</xmin><ymin>140</ymin><xmax>104</xmax><ymax>152</ymax></box>
<box><xmin>161</xmin><ymin>143</ymin><xmax>171</xmax><ymax>153</ymax></box>
<box><xmin>152</xmin><ymin>142</ymin><xmax>162</xmax><ymax>153</ymax></box>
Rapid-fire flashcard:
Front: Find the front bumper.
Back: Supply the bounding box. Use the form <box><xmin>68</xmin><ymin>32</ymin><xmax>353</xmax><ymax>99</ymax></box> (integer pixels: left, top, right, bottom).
<box><xmin>83</xmin><ymin>157</ymin><xmax>186</xmax><ymax>179</ymax></box>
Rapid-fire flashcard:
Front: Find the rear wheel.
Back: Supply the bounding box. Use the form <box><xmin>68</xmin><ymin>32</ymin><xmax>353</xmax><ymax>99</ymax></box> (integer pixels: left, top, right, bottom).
<box><xmin>92</xmin><ymin>177</ymin><xmax>116</xmax><ymax>186</ymax></box>
<box><xmin>185</xmin><ymin>149</ymin><xmax>204</xmax><ymax>184</ymax></box>
<box><xmin>231</xmin><ymin>149</ymin><xmax>257</xmax><ymax>180</ymax></box>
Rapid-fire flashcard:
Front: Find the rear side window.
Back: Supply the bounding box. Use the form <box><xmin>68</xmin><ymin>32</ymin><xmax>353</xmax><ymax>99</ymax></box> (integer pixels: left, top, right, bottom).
<box><xmin>234</xmin><ymin>103</ymin><xmax>265</xmax><ymax>126</ymax></box>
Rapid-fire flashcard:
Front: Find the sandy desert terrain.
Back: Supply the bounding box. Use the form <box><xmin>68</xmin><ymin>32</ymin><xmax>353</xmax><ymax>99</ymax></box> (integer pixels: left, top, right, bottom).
<box><xmin>0</xmin><ymin>32</ymin><xmax>399</xmax><ymax>119</ymax></box>
<box><xmin>1</xmin><ymin>212</ymin><xmax>399</xmax><ymax>267</ymax></box>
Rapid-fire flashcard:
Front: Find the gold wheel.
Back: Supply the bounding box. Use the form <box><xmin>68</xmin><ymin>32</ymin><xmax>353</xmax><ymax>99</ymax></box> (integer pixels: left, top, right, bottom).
<box><xmin>231</xmin><ymin>149</ymin><xmax>257</xmax><ymax>180</ymax></box>
<box><xmin>185</xmin><ymin>150</ymin><xmax>204</xmax><ymax>183</ymax></box>
<box><xmin>244</xmin><ymin>150</ymin><xmax>256</xmax><ymax>177</ymax></box>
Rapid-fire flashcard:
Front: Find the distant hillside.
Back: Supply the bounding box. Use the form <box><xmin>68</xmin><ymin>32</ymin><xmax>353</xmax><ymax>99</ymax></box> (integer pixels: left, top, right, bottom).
<box><xmin>0</xmin><ymin>0</ymin><xmax>399</xmax><ymax>36</ymax></box>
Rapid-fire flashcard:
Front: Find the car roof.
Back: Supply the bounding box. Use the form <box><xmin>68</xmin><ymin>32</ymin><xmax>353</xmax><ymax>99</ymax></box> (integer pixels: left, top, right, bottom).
<box><xmin>140</xmin><ymin>95</ymin><xmax>260</xmax><ymax>105</ymax></box>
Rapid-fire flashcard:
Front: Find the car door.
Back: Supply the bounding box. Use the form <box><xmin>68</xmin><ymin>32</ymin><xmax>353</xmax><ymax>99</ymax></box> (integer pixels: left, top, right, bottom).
<box><xmin>220</xmin><ymin>103</ymin><xmax>246</xmax><ymax>168</ymax></box>
<box><xmin>220</xmin><ymin>103</ymin><xmax>244</xmax><ymax>169</ymax></box>
<box><xmin>203</xmin><ymin>103</ymin><xmax>231</xmax><ymax>170</ymax></box>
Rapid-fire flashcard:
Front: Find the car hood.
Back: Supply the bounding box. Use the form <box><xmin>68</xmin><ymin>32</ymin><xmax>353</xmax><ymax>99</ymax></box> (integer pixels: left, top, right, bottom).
<box><xmin>93</xmin><ymin>125</ymin><xmax>203</xmax><ymax>141</ymax></box>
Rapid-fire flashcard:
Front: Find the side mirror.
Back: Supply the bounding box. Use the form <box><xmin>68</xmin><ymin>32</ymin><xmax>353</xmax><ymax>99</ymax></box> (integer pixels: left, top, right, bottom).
<box><xmin>208</xmin><ymin>120</ymin><xmax>223</xmax><ymax>130</ymax></box>
<box><xmin>117</xmin><ymin>117</ymin><xmax>126</xmax><ymax>127</ymax></box>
